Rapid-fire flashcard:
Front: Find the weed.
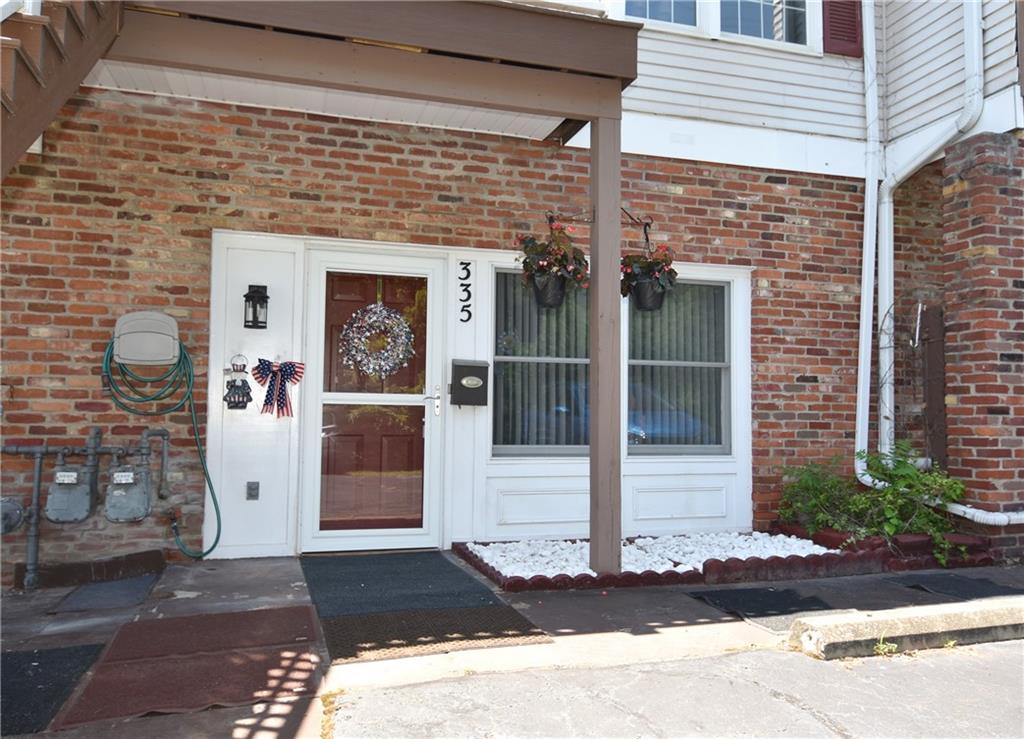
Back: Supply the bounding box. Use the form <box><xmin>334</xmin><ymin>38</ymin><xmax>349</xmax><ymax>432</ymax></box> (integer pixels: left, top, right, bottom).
<box><xmin>873</xmin><ymin>636</ymin><xmax>899</xmax><ymax>657</ymax></box>
<box><xmin>779</xmin><ymin>442</ymin><xmax>966</xmax><ymax>561</ymax></box>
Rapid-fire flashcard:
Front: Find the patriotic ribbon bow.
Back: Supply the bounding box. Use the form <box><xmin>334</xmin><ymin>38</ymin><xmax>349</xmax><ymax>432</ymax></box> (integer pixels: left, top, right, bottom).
<box><xmin>251</xmin><ymin>359</ymin><xmax>305</xmax><ymax>418</ymax></box>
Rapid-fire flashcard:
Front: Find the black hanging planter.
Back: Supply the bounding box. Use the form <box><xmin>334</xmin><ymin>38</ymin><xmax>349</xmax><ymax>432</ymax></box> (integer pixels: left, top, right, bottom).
<box><xmin>531</xmin><ymin>274</ymin><xmax>568</xmax><ymax>309</ymax></box>
<box><xmin>631</xmin><ymin>279</ymin><xmax>666</xmax><ymax>311</ymax></box>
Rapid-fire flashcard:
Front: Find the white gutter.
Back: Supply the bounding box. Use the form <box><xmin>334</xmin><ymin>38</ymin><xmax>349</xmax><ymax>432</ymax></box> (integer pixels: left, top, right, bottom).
<box><xmin>855</xmin><ymin>1</ymin><xmax>1024</xmax><ymax>527</ymax></box>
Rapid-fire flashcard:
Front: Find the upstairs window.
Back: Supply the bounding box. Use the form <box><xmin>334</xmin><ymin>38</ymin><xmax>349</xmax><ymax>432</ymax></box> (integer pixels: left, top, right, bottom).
<box><xmin>621</xmin><ymin>0</ymin><xmax>823</xmax><ymax>54</ymax></box>
<box><xmin>721</xmin><ymin>0</ymin><xmax>807</xmax><ymax>45</ymax></box>
<box><xmin>625</xmin><ymin>0</ymin><xmax>697</xmax><ymax>27</ymax></box>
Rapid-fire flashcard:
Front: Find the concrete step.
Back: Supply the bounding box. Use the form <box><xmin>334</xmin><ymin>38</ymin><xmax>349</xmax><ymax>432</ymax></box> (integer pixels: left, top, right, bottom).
<box><xmin>789</xmin><ymin>595</ymin><xmax>1024</xmax><ymax>659</ymax></box>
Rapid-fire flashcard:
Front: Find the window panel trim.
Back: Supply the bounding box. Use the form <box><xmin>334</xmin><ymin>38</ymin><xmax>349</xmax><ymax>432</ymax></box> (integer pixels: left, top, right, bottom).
<box><xmin>491</xmin><ymin>352</ymin><xmax>589</xmax><ymax>360</ymax></box>
<box><xmin>609</xmin><ymin>0</ymin><xmax>823</xmax><ymax>57</ymax></box>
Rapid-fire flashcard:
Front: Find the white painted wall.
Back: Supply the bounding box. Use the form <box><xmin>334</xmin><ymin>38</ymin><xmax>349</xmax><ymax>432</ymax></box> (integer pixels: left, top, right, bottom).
<box><xmin>205</xmin><ymin>232</ymin><xmax>304</xmax><ymax>558</ymax></box>
<box><xmin>205</xmin><ymin>232</ymin><xmax>753</xmax><ymax>556</ymax></box>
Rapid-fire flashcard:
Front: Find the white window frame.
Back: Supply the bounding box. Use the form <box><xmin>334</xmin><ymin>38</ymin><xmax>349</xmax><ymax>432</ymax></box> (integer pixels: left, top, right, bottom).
<box><xmin>489</xmin><ymin>263</ymin><xmax>750</xmax><ymax>461</ymax></box>
<box><xmin>607</xmin><ymin>0</ymin><xmax>823</xmax><ymax>57</ymax></box>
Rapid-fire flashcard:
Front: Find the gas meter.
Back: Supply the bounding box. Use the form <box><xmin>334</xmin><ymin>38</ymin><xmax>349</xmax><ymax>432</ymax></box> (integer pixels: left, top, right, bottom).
<box><xmin>105</xmin><ymin>462</ymin><xmax>152</xmax><ymax>523</ymax></box>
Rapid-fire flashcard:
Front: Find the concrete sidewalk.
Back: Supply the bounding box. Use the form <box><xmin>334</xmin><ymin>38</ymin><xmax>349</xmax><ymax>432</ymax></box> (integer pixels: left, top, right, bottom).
<box><xmin>327</xmin><ymin>639</ymin><xmax>1024</xmax><ymax>738</ymax></box>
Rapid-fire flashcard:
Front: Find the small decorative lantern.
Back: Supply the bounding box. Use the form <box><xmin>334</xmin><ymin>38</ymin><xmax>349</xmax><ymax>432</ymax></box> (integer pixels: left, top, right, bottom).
<box><xmin>243</xmin><ymin>285</ymin><xmax>269</xmax><ymax>329</ymax></box>
<box><xmin>223</xmin><ymin>354</ymin><xmax>253</xmax><ymax>410</ymax></box>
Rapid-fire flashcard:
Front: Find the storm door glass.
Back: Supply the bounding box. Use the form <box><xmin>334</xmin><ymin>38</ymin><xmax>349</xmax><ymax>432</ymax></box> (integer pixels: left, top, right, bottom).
<box><xmin>319</xmin><ymin>272</ymin><xmax>428</xmax><ymax>530</ymax></box>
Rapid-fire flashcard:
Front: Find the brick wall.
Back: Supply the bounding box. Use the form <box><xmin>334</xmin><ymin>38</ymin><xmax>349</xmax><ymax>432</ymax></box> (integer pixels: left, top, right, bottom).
<box><xmin>941</xmin><ymin>131</ymin><xmax>1024</xmax><ymax>561</ymax></box>
<box><xmin>893</xmin><ymin>162</ymin><xmax>945</xmax><ymax>449</ymax></box>
<box><xmin>1</xmin><ymin>87</ymin><xmax>873</xmax><ymax>583</ymax></box>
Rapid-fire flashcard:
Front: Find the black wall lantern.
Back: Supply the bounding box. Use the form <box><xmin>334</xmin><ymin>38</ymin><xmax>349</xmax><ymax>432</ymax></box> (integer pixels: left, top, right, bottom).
<box><xmin>243</xmin><ymin>285</ymin><xmax>269</xmax><ymax>329</ymax></box>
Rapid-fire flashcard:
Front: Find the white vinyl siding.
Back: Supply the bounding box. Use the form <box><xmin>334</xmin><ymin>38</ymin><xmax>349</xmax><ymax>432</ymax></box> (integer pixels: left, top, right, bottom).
<box><xmin>624</xmin><ymin>26</ymin><xmax>866</xmax><ymax>140</ymax></box>
<box><xmin>883</xmin><ymin>0</ymin><xmax>1020</xmax><ymax>142</ymax></box>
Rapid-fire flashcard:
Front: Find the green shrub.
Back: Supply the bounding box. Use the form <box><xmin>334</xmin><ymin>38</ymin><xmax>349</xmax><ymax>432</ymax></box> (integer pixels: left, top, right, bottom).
<box><xmin>778</xmin><ymin>458</ymin><xmax>859</xmax><ymax>534</ymax></box>
<box><xmin>779</xmin><ymin>442</ymin><xmax>966</xmax><ymax>563</ymax></box>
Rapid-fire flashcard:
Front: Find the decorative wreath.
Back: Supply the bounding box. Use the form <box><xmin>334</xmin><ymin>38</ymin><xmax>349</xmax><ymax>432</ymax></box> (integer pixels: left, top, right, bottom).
<box><xmin>339</xmin><ymin>302</ymin><xmax>415</xmax><ymax>379</ymax></box>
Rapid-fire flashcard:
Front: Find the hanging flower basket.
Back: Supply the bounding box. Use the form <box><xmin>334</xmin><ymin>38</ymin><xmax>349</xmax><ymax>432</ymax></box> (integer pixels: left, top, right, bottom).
<box><xmin>530</xmin><ymin>273</ymin><xmax>568</xmax><ymax>308</ymax></box>
<box><xmin>620</xmin><ymin>239</ymin><xmax>678</xmax><ymax>312</ymax></box>
<box><xmin>630</xmin><ymin>278</ymin><xmax>666</xmax><ymax>311</ymax></box>
<box><xmin>515</xmin><ymin>218</ymin><xmax>589</xmax><ymax>309</ymax></box>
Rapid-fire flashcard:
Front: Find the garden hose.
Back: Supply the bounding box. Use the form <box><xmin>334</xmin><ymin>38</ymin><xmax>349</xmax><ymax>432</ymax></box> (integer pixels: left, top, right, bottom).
<box><xmin>102</xmin><ymin>340</ymin><xmax>221</xmax><ymax>559</ymax></box>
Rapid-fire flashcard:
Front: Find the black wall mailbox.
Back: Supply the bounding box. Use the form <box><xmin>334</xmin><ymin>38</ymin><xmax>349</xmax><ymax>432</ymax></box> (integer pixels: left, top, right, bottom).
<box><xmin>450</xmin><ymin>359</ymin><xmax>489</xmax><ymax>406</ymax></box>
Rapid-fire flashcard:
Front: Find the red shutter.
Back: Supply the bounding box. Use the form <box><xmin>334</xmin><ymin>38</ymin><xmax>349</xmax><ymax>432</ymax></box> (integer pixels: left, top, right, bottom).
<box><xmin>823</xmin><ymin>0</ymin><xmax>863</xmax><ymax>57</ymax></box>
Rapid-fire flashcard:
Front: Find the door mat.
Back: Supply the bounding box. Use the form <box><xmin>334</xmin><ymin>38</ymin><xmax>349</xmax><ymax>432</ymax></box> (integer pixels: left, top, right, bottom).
<box><xmin>688</xmin><ymin>587</ymin><xmax>843</xmax><ymax>632</ymax></box>
<box><xmin>890</xmin><ymin>573</ymin><xmax>1024</xmax><ymax>600</ymax></box>
<box><xmin>53</xmin><ymin>646</ymin><xmax>320</xmax><ymax>729</ymax></box>
<box><xmin>51</xmin><ymin>573</ymin><xmax>159</xmax><ymax>613</ymax></box>
<box><xmin>102</xmin><ymin>605</ymin><xmax>318</xmax><ymax>662</ymax></box>
<box><xmin>688</xmin><ymin>581</ymin><xmax>958</xmax><ymax>633</ymax></box>
<box><xmin>320</xmin><ymin>604</ymin><xmax>551</xmax><ymax>664</ymax></box>
<box><xmin>1</xmin><ymin>643</ymin><xmax>104</xmax><ymax>735</ymax></box>
<box><xmin>301</xmin><ymin>551</ymin><xmax>500</xmax><ymax>618</ymax></box>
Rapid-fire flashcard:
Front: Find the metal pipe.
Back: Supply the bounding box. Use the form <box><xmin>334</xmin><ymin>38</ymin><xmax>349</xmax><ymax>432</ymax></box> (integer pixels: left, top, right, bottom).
<box><xmin>24</xmin><ymin>447</ymin><xmax>45</xmax><ymax>590</ymax></box>
<box><xmin>141</xmin><ymin>428</ymin><xmax>170</xmax><ymax>499</ymax></box>
<box><xmin>85</xmin><ymin>426</ymin><xmax>102</xmax><ymax>499</ymax></box>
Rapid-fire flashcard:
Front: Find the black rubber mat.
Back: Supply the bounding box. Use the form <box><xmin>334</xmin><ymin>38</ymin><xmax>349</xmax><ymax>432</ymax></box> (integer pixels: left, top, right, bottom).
<box><xmin>688</xmin><ymin>587</ymin><xmax>838</xmax><ymax>632</ymax></box>
<box><xmin>689</xmin><ymin>580</ymin><xmax>957</xmax><ymax>633</ymax></box>
<box><xmin>891</xmin><ymin>573</ymin><xmax>1024</xmax><ymax>600</ymax></box>
<box><xmin>1</xmin><ymin>643</ymin><xmax>104</xmax><ymax>735</ymax></box>
<box><xmin>52</xmin><ymin>573</ymin><xmax>158</xmax><ymax>613</ymax></box>
<box><xmin>320</xmin><ymin>604</ymin><xmax>550</xmax><ymax>663</ymax></box>
<box><xmin>301</xmin><ymin>552</ymin><xmax>500</xmax><ymax>618</ymax></box>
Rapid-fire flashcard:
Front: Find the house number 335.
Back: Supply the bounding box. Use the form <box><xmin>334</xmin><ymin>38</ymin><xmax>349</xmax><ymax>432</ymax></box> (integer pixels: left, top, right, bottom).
<box><xmin>457</xmin><ymin>261</ymin><xmax>473</xmax><ymax>323</ymax></box>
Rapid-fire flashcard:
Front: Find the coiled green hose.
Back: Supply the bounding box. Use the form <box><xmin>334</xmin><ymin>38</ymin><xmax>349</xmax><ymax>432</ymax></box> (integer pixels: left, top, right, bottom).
<box><xmin>102</xmin><ymin>340</ymin><xmax>221</xmax><ymax>559</ymax></box>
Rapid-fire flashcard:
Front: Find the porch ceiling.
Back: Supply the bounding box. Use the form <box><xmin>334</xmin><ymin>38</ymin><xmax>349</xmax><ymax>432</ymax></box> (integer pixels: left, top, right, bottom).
<box><xmin>83</xmin><ymin>59</ymin><xmax>564</xmax><ymax>141</ymax></box>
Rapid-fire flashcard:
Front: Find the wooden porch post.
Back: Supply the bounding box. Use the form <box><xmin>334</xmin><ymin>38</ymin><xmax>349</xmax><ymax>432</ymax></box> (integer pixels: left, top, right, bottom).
<box><xmin>588</xmin><ymin>116</ymin><xmax>622</xmax><ymax>574</ymax></box>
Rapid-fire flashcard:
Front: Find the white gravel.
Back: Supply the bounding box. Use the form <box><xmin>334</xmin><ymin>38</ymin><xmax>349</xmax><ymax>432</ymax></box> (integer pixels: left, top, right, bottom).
<box><xmin>467</xmin><ymin>532</ymin><xmax>836</xmax><ymax>578</ymax></box>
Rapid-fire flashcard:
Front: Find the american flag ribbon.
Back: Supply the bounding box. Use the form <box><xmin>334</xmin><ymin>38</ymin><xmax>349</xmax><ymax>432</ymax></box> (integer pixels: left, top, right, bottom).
<box><xmin>251</xmin><ymin>359</ymin><xmax>305</xmax><ymax>418</ymax></box>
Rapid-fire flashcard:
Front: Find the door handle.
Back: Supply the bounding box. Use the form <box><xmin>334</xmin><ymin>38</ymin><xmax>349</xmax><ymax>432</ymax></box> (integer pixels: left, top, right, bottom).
<box><xmin>424</xmin><ymin>385</ymin><xmax>441</xmax><ymax>416</ymax></box>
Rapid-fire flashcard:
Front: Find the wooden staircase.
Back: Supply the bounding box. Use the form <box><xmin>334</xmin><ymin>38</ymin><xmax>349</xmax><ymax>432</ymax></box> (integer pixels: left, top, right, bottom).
<box><xmin>1</xmin><ymin>1</ymin><xmax>121</xmax><ymax>178</ymax></box>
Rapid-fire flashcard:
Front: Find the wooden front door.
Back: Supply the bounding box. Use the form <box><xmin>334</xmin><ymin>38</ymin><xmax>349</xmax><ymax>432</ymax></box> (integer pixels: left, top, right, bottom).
<box><xmin>302</xmin><ymin>250</ymin><xmax>445</xmax><ymax>552</ymax></box>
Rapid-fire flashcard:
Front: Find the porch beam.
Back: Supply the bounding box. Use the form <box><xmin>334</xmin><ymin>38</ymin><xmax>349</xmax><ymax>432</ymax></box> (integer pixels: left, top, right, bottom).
<box><xmin>588</xmin><ymin>116</ymin><xmax>623</xmax><ymax>575</ymax></box>
<box><xmin>107</xmin><ymin>12</ymin><xmax>623</xmax><ymax>121</ymax></box>
<box><xmin>131</xmin><ymin>1</ymin><xmax>639</xmax><ymax>83</ymax></box>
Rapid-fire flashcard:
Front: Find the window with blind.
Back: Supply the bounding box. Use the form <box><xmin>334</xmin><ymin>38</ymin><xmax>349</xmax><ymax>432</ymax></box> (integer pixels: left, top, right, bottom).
<box><xmin>493</xmin><ymin>272</ymin><xmax>590</xmax><ymax>456</ymax></box>
<box><xmin>628</xmin><ymin>282</ymin><xmax>730</xmax><ymax>455</ymax></box>
<box><xmin>492</xmin><ymin>271</ymin><xmax>731</xmax><ymax>457</ymax></box>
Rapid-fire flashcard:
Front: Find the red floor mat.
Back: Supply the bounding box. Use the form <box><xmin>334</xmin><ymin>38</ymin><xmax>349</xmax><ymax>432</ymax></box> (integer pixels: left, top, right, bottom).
<box><xmin>53</xmin><ymin>646</ymin><xmax>319</xmax><ymax>728</ymax></box>
<box><xmin>103</xmin><ymin>605</ymin><xmax>318</xmax><ymax>661</ymax></box>
<box><xmin>53</xmin><ymin>606</ymin><xmax>322</xmax><ymax>729</ymax></box>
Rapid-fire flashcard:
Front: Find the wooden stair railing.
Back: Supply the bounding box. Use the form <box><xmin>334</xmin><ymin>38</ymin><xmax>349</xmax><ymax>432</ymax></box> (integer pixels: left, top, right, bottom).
<box><xmin>1</xmin><ymin>0</ymin><xmax>122</xmax><ymax>178</ymax></box>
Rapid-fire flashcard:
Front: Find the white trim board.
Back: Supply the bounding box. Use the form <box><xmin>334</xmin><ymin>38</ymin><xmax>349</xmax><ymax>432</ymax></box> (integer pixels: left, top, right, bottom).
<box><xmin>568</xmin><ymin>111</ymin><xmax>868</xmax><ymax>178</ymax></box>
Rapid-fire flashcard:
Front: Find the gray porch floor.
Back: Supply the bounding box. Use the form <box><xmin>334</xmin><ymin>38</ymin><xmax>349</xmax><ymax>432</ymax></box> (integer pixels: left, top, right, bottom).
<box><xmin>2</xmin><ymin>556</ymin><xmax>1022</xmax><ymax>737</ymax></box>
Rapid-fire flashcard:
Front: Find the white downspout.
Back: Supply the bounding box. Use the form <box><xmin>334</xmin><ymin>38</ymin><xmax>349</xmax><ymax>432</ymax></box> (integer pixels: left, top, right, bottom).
<box><xmin>854</xmin><ymin>1</ymin><xmax>1024</xmax><ymax>526</ymax></box>
<box><xmin>854</xmin><ymin>0</ymin><xmax>882</xmax><ymax>488</ymax></box>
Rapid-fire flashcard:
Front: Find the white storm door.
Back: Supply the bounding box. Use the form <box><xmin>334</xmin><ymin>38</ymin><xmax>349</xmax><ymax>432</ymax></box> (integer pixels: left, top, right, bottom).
<box><xmin>301</xmin><ymin>249</ymin><xmax>446</xmax><ymax>552</ymax></box>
